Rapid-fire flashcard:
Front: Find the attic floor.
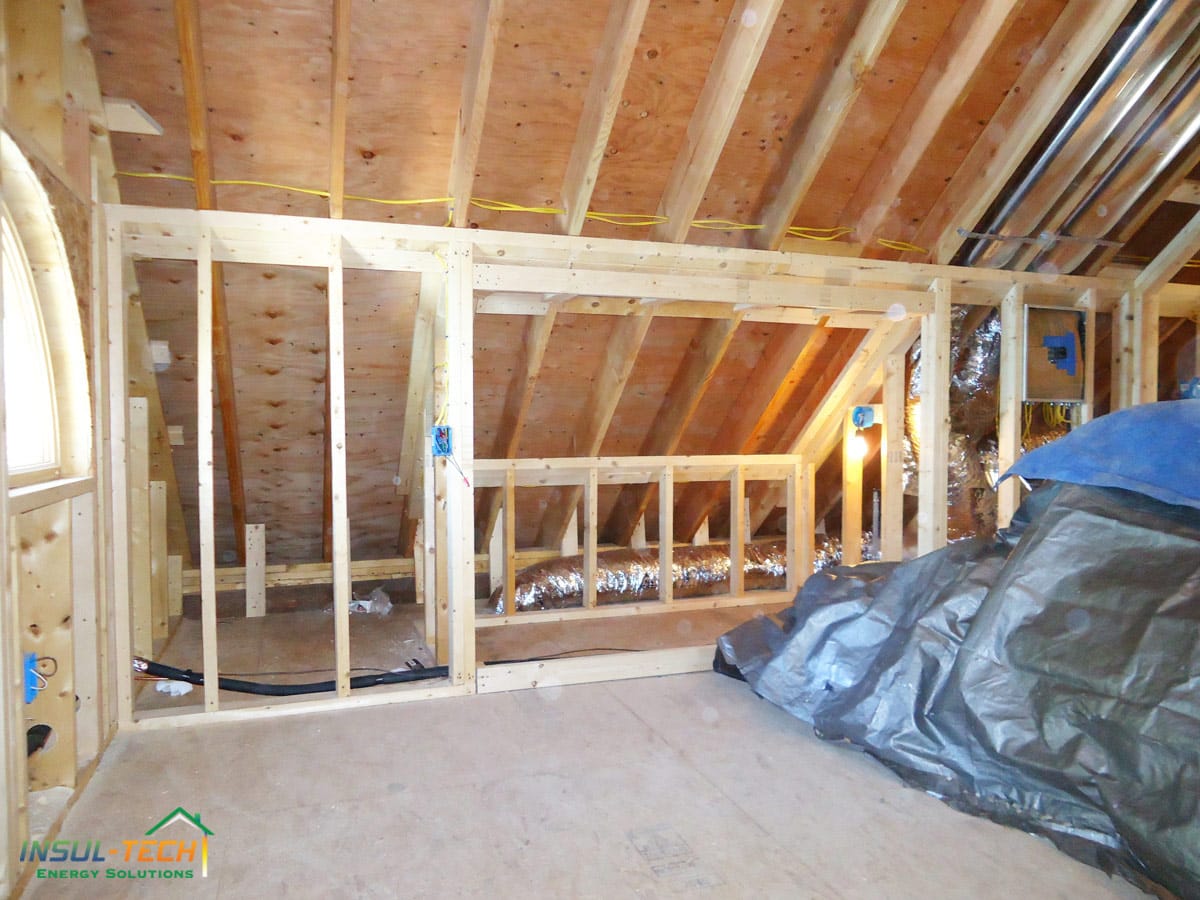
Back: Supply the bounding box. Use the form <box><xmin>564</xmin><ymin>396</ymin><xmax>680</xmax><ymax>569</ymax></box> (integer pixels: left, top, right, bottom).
<box><xmin>135</xmin><ymin>600</ymin><xmax>788</xmax><ymax>715</ymax></box>
<box><xmin>29</xmin><ymin>673</ymin><xmax>1140</xmax><ymax>899</ymax></box>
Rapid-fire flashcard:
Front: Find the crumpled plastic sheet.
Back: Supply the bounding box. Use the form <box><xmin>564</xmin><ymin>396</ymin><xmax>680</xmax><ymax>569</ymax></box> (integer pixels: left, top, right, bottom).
<box><xmin>716</xmin><ymin>482</ymin><xmax>1200</xmax><ymax>899</ymax></box>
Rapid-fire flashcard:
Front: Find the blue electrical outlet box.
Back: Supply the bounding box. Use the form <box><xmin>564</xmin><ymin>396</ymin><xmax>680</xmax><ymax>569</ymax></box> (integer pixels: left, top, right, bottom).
<box><xmin>432</xmin><ymin>425</ymin><xmax>452</xmax><ymax>457</ymax></box>
<box><xmin>1042</xmin><ymin>334</ymin><xmax>1077</xmax><ymax>376</ymax></box>
<box><xmin>1181</xmin><ymin>377</ymin><xmax>1200</xmax><ymax>400</ymax></box>
<box><xmin>23</xmin><ymin>653</ymin><xmax>38</xmax><ymax>704</ymax></box>
<box><xmin>851</xmin><ymin>406</ymin><xmax>875</xmax><ymax>429</ymax></box>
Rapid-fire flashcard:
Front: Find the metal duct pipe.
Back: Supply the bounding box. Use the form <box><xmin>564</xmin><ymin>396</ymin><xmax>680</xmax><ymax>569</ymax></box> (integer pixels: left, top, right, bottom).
<box><xmin>964</xmin><ymin>0</ymin><xmax>1180</xmax><ymax>268</ymax></box>
<box><xmin>1029</xmin><ymin>54</ymin><xmax>1200</xmax><ymax>276</ymax></box>
<box><xmin>984</xmin><ymin>3</ymin><xmax>1200</xmax><ymax>270</ymax></box>
<box><xmin>1005</xmin><ymin>26</ymin><xmax>1200</xmax><ymax>272</ymax></box>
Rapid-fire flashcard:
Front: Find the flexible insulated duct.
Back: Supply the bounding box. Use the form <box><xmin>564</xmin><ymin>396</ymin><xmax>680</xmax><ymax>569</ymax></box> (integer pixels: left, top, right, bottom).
<box><xmin>488</xmin><ymin>537</ymin><xmax>875</xmax><ymax>613</ymax></box>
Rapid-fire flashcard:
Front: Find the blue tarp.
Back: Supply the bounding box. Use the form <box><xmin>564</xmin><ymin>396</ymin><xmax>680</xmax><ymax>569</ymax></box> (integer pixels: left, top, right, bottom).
<box><xmin>999</xmin><ymin>399</ymin><xmax>1200</xmax><ymax>510</ymax></box>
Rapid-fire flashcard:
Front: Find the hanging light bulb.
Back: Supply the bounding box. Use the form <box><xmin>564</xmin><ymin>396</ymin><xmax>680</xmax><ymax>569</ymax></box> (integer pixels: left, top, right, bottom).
<box><xmin>848</xmin><ymin>431</ymin><xmax>869</xmax><ymax>460</ymax></box>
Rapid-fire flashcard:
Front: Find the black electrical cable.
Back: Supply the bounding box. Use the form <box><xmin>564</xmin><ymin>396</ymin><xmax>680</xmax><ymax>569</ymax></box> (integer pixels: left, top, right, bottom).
<box><xmin>134</xmin><ymin>657</ymin><xmax>447</xmax><ymax>696</ymax></box>
<box><xmin>483</xmin><ymin>647</ymin><xmax>643</xmax><ymax>665</ymax></box>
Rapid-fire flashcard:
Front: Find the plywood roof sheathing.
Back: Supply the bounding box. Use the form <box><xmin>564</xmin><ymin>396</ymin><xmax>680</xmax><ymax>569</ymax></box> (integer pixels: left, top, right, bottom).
<box><xmin>754</xmin><ymin>0</ymin><xmax>908</xmax><ymax>251</ymax></box>
<box><xmin>174</xmin><ymin>0</ymin><xmax>247</xmax><ymax>560</ymax></box>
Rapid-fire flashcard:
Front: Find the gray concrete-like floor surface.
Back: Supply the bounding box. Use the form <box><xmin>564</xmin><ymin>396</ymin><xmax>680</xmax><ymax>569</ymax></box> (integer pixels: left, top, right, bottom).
<box><xmin>28</xmin><ymin>672</ymin><xmax>1144</xmax><ymax>899</ymax></box>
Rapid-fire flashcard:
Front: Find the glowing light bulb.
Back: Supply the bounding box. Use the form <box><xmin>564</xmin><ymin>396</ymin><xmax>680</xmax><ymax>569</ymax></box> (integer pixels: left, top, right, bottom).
<box><xmin>847</xmin><ymin>432</ymin><xmax>869</xmax><ymax>460</ymax></box>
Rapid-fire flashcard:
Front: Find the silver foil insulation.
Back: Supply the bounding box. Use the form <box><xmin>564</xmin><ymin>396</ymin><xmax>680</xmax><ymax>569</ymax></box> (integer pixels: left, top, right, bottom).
<box><xmin>490</xmin><ymin>536</ymin><xmax>870</xmax><ymax>612</ymax></box>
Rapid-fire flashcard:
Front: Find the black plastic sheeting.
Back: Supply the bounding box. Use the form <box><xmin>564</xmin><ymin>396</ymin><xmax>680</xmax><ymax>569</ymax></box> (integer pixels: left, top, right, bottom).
<box><xmin>716</xmin><ymin>482</ymin><xmax>1200</xmax><ymax>898</ymax></box>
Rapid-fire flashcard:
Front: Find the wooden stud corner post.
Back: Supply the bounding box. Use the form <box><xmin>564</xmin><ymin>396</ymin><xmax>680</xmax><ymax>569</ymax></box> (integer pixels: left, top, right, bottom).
<box><xmin>918</xmin><ymin>278</ymin><xmax>951</xmax><ymax>555</ymax></box>
<box><xmin>729</xmin><ymin>465</ymin><xmax>745</xmax><ymax>596</ymax></box>
<box><xmin>245</xmin><ymin>524</ymin><xmax>265</xmax><ymax>617</ymax></box>
<box><xmin>658</xmin><ymin>467</ymin><xmax>674</xmax><ymax>604</ymax></box>
<box><xmin>328</xmin><ymin>235</ymin><xmax>352</xmax><ymax>698</ymax></box>
<box><xmin>445</xmin><ymin>243</ymin><xmax>477</xmax><ymax>685</ymax></box>
<box><xmin>841</xmin><ymin>413</ymin><xmax>864</xmax><ymax>567</ymax></box>
<box><xmin>997</xmin><ymin>284</ymin><xmax>1025</xmax><ymax>528</ymax></box>
<box><xmin>196</xmin><ymin>227</ymin><xmax>220</xmax><ymax>712</ymax></box>
<box><xmin>880</xmin><ymin>354</ymin><xmax>904</xmax><ymax>561</ymax></box>
<box><xmin>583</xmin><ymin>467</ymin><xmax>598</xmax><ymax>609</ymax></box>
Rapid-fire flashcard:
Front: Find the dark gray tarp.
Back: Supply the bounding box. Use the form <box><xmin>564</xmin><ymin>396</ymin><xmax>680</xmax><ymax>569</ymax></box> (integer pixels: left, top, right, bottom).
<box><xmin>716</xmin><ymin>482</ymin><xmax>1200</xmax><ymax>898</ymax></box>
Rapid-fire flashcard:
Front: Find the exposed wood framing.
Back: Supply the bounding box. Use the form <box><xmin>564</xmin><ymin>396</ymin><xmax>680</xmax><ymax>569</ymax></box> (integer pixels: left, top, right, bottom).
<box><xmin>327</xmin><ymin>0</ymin><xmax>352</xmax><ymax>219</ymax></box>
<box><xmin>150</xmin><ymin>480</ymin><xmax>168</xmax><ymax>640</ymax></box>
<box><xmin>1078</xmin><ymin>289</ymin><xmax>1098</xmax><ymax>424</ymax></box>
<box><xmin>658</xmin><ymin>467</ymin><xmax>674</xmax><ymax>602</ymax></box>
<box><xmin>397</xmin><ymin>273</ymin><xmax>441</xmax><ymax>554</ymax></box>
<box><xmin>245</xmin><ymin>523</ymin><xmax>266</xmax><ymax>617</ymax></box>
<box><xmin>448</xmin><ymin>0</ymin><xmax>504</xmax><ymax>227</ymax></box>
<box><xmin>918</xmin><ymin>279</ymin><xmax>951</xmax><ymax>554</ymax></box>
<box><xmin>1170</xmin><ymin>179</ymin><xmax>1200</xmax><ymax>205</ymax></box>
<box><xmin>444</xmin><ymin>242</ymin><xmax>477</xmax><ymax>684</ymax></box>
<box><xmin>841</xmin><ymin>414</ymin><xmax>863</xmax><ymax>566</ymax></box>
<box><xmin>755</xmin><ymin>0</ymin><xmax>907</xmax><ymax>250</ymax></box>
<box><xmin>328</xmin><ymin>237</ymin><xmax>352</xmax><ymax>697</ymax></box>
<box><xmin>1137</xmin><ymin>206</ymin><xmax>1200</xmax><ymax>298</ymax></box>
<box><xmin>322</xmin><ymin>0</ymin><xmax>353</xmax><ymax>560</ymax></box>
<box><xmin>196</xmin><ymin>227</ymin><xmax>219</xmax><ymax>711</ymax></box>
<box><xmin>128</xmin><ymin>399</ymin><xmax>152</xmax><ymax>661</ymax></box>
<box><xmin>175</xmin><ymin>0</ymin><xmax>247</xmax><ymax>560</ymax></box>
<box><xmin>919</xmin><ymin>0</ymin><xmax>1136</xmax><ymax>264</ymax></box>
<box><xmin>846</xmin><ymin>0</ymin><xmax>1021</xmax><ymax>245</ymax></box>
<box><xmin>536</xmin><ymin>315</ymin><xmax>653</xmax><ymax>548</ymax></box>
<box><xmin>583</xmin><ymin>467</ymin><xmax>598</xmax><ymax>609</ymax></box>
<box><xmin>997</xmin><ymin>284</ymin><xmax>1024</xmax><ymax>528</ymax></box>
<box><xmin>880</xmin><ymin>353</ymin><xmax>904</xmax><ymax>560</ymax></box>
<box><xmin>474</xmin><ymin>308</ymin><xmax>556</xmax><ymax>549</ymax></box>
<box><xmin>674</xmin><ymin>323</ymin><xmax>827</xmax><ymax>540</ymax></box>
<box><xmin>559</xmin><ymin>0</ymin><xmax>651</xmax><ymax>235</ymax></box>
<box><xmin>651</xmin><ymin>0</ymin><xmax>785</xmax><ymax>244</ymax></box>
<box><xmin>606</xmin><ymin>315</ymin><xmax>743</xmax><ymax>544</ymax></box>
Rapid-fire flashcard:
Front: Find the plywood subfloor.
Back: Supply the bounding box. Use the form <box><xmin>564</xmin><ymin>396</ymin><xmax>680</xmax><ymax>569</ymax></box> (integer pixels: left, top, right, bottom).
<box><xmin>32</xmin><ymin>672</ymin><xmax>1142</xmax><ymax>898</ymax></box>
<box><xmin>136</xmin><ymin>600</ymin><xmax>784</xmax><ymax>714</ymax></box>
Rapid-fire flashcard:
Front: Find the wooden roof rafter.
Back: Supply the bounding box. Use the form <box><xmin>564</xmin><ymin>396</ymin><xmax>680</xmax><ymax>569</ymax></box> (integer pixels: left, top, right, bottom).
<box><xmin>754</xmin><ymin>0</ymin><xmax>908</xmax><ymax>252</ymax></box>
<box><xmin>671</xmin><ymin>322</ymin><xmax>831</xmax><ymax>542</ymax></box>
<box><xmin>1137</xmin><ymin>206</ymin><xmax>1200</xmax><ymax>296</ymax></box>
<box><xmin>601</xmin><ymin>0</ymin><xmax>785</xmax><ymax>546</ymax></box>
<box><xmin>447</xmin><ymin>0</ymin><xmax>504</xmax><ymax>228</ymax></box>
<box><xmin>845</xmin><ymin>0</ymin><xmax>1023</xmax><ymax>247</ymax></box>
<box><xmin>174</xmin><ymin>0</ymin><xmax>247</xmax><ymax>562</ymax></box>
<box><xmin>535</xmin><ymin>314</ymin><xmax>653</xmax><ymax>549</ymax></box>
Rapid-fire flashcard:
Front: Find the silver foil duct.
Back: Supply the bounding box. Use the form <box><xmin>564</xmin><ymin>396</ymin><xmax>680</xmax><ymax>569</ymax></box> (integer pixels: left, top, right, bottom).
<box><xmin>491</xmin><ymin>535</ymin><xmax>880</xmax><ymax>613</ymax></box>
<box><xmin>492</xmin><ymin>540</ymin><xmax>789</xmax><ymax>613</ymax></box>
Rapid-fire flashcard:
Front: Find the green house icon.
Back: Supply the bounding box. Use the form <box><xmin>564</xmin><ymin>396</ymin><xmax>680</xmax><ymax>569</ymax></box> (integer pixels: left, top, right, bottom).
<box><xmin>145</xmin><ymin>807</ymin><xmax>214</xmax><ymax>837</ymax></box>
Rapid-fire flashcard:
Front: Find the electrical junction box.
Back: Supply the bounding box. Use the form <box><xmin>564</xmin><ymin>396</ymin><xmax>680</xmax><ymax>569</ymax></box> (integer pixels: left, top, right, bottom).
<box><xmin>1025</xmin><ymin>307</ymin><xmax>1085</xmax><ymax>402</ymax></box>
<box><xmin>432</xmin><ymin>425</ymin><xmax>452</xmax><ymax>457</ymax></box>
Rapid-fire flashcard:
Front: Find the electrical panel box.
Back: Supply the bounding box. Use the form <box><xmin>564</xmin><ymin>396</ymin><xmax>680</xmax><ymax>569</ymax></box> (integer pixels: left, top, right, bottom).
<box><xmin>1025</xmin><ymin>307</ymin><xmax>1085</xmax><ymax>402</ymax></box>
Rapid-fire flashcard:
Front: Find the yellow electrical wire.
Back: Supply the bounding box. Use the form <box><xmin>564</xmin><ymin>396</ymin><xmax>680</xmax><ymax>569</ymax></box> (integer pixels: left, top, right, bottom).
<box><xmin>115</xmin><ymin>168</ymin><xmax>936</xmax><ymax>253</ymax></box>
<box><xmin>876</xmin><ymin>238</ymin><xmax>928</xmax><ymax>254</ymax></box>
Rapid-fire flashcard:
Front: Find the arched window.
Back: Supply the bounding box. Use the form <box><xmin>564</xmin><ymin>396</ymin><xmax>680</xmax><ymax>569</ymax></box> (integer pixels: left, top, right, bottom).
<box><xmin>2</xmin><ymin>200</ymin><xmax>59</xmax><ymax>478</ymax></box>
<box><xmin>1</xmin><ymin>132</ymin><xmax>90</xmax><ymax>487</ymax></box>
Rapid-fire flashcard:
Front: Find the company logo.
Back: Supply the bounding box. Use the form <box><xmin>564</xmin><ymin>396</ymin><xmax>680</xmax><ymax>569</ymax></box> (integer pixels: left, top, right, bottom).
<box><xmin>21</xmin><ymin>806</ymin><xmax>214</xmax><ymax>881</ymax></box>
